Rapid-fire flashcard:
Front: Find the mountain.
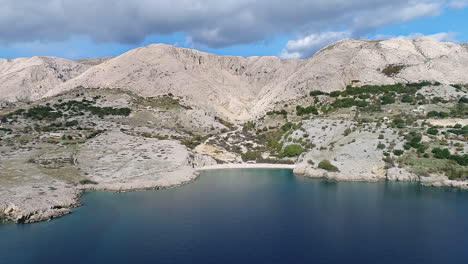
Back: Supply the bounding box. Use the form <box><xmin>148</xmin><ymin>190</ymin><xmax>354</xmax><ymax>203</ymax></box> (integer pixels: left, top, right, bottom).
<box><xmin>0</xmin><ymin>56</ymin><xmax>89</xmax><ymax>102</ymax></box>
<box><xmin>2</xmin><ymin>37</ymin><xmax>468</xmax><ymax>121</ymax></box>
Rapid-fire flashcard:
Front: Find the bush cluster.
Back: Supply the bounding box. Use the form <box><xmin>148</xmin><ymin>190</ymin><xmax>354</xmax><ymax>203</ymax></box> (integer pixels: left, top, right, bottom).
<box><xmin>332</xmin><ymin>98</ymin><xmax>368</xmax><ymax>108</ymax></box>
<box><xmin>296</xmin><ymin>106</ymin><xmax>318</xmax><ymax>116</ymax></box>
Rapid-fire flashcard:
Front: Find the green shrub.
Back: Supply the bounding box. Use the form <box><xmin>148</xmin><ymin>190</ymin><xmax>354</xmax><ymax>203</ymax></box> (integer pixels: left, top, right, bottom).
<box><xmin>432</xmin><ymin>148</ymin><xmax>451</xmax><ymax>159</ymax></box>
<box><xmin>432</xmin><ymin>97</ymin><xmax>444</xmax><ymax>104</ymax></box>
<box><xmin>358</xmin><ymin>94</ymin><xmax>370</xmax><ymax>100</ymax></box>
<box><xmin>450</xmin><ymin>103</ymin><xmax>468</xmax><ymax>117</ymax></box>
<box><xmin>392</xmin><ymin>118</ymin><xmax>406</xmax><ymax>129</ymax></box>
<box><xmin>241</xmin><ymin>151</ymin><xmax>262</xmax><ymax>161</ymax></box>
<box><xmin>280</xmin><ymin>122</ymin><xmax>293</xmax><ymax>132</ymax></box>
<box><xmin>343</xmin><ymin>128</ymin><xmax>352</xmax><ymax>136</ymax></box>
<box><xmin>401</xmin><ymin>94</ymin><xmax>414</xmax><ymax>103</ymax></box>
<box><xmin>447</xmin><ymin>125</ymin><xmax>468</xmax><ymax>135</ymax></box>
<box><xmin>280</xmin><ymin>144</ymin><xmax>304</xmax><ymax>158</ymax></box>
<box><xmin>23</xmin><ymin>106</ymin><xmax>63</xmax><ymax>120</ymax></box>
<box><xmin>427</xmin><ymin>111</ymin><xmax>449</xmax><ymax>118</ymax></box>
<box><xmin>427</xmin><ymin>127</ymin><xmax>439</xmax><ymax>135</ymax></box>
<box><xmin>382</xmin><ymin>64</ymin><xmax>404</xmax><ymax>77</ymax></box>
<box><xmin>310</xmin><ymin>91</ymin><xmax>327</xmax><ymax>96</ymax></box>
<box><xmin>65</xmin><ymin>120</ymin><xmax>79</xmax><ymax>127</ymax></box>
<box><xmin>416</xmin><ymin>145</ymin><xmax>427</xmax><ymax>153</ymax></box>
<box><xmin>381</xmin><ymin>94</ymin><xmax>396</xmax><ymax>105</ymax></box>
<box><xmin>393</xmin><ymin>149</ymin><xmax>404</xmax><ymax>156</ymax></box>
<box><xmin>431</xmin><ymin>148</ymin><xmax>468</xmax><ymax>166</ymax></box>
<box><xmin>243</xmin><ymin>121</ymin><xmax>256</xmax><ymax>132</ymax></box>
<box><xmin>266</xmin><ymin>109</ymin><xmax>288</xmax><ymax>116</ymax></box>
<box><xmin>318</xmin><ymin>160</ymin><xmax>339</xmax><ymax>172</ymax></box>
<box><xmin>332</xmin><ymin>98</ymin><xmax>368</xmax><ymax>108</ymax></box>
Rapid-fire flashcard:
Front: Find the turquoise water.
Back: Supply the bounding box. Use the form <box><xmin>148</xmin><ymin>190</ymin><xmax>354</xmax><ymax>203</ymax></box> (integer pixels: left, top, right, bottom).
<box><xmin>1</xmin><ymin>169</ymin><xmax>468</xmax><ymax>264</ymax></box>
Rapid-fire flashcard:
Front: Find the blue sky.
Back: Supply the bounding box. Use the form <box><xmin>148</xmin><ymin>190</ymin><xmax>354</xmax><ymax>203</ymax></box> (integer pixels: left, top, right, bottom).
<box><xmin>0</xmin><ymin>0</ymin><xmax>466</xmax><ymax>60</ymax></box>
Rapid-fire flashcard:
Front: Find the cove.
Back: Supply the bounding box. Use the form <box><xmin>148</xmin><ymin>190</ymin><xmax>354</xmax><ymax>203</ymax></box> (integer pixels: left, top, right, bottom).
<box><xmin>1</xmin><ymin>168</ymin><xmax>468</xmax><ymax>264</ymax></box>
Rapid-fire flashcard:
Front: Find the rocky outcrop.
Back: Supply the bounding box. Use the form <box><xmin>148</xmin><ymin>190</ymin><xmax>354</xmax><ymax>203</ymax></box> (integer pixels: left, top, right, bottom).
<box><xmin>193</xmin><ymin>153</ymin><xmax>218</xmax><ymax>168</ymax></box>
<box><xmin>386</xmin><ymin>167</ymin><xmax>420</xmax><ymax>182</ymax></box>
<box><xmin>194</xmin><ymin>143</ymin><xmax>242</xmax><ymax>163</ymax></box>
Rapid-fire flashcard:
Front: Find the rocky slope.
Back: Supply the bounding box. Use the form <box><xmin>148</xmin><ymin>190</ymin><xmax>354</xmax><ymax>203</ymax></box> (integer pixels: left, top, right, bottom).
<box><xmin>0</xmin><ymin>56</ymin><xmax>89</xmax><ymax>102</ymax></box>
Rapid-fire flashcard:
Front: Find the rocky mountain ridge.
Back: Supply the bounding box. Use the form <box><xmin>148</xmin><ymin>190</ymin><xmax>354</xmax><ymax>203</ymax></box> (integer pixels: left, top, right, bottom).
<box><xmin>1</xmin><ymin>37</ymin><xmax>468</xmax><ymax>122</ymax></box>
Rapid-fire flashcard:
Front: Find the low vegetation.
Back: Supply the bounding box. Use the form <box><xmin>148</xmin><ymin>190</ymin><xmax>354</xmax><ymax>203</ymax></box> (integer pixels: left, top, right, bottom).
<box><xmin>318</xmin><ymin>160</ymin><xmax>339</xmax><ymax>172</ymax></box>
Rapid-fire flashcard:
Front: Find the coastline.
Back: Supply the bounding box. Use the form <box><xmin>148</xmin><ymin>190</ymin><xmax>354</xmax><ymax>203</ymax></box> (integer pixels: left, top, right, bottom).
<box><xmin>3</xmin><ymin>163</ymin><xmax>468</xmax><ymax>224</ymax></box>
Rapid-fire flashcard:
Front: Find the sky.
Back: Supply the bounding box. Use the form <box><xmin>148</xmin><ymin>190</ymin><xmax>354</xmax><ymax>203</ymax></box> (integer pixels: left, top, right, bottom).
<box><xmin>0</xmin><ymin>0</ymin><xmax>467</xmax><ymax>60</ymax></box>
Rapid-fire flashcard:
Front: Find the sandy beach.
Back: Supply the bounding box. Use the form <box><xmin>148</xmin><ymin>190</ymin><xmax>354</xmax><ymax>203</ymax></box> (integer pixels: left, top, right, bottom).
<box><xmin>197</xmin><ymin>164</ymin><xmax>296</xmax><ymax>171</ymax></box>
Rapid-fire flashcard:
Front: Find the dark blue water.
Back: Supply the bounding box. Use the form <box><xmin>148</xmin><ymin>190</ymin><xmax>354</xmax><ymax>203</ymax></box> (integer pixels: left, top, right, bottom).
<box><xmin>1</xmin><ymin>169</ymin><xmax>468</xmax><ymax>264</ymax></box>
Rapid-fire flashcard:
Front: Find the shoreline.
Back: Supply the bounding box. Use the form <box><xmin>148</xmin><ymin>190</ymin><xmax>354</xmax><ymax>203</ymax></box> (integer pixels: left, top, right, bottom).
<box><xmin>197</xmin><ymin>163</ymin><xmax>296</xmax><ymax>171</ymax></box>
<box><xmin>3</xmin><ymin>164</ymin><xmax>468</xmax><ymax>224</ymax></box>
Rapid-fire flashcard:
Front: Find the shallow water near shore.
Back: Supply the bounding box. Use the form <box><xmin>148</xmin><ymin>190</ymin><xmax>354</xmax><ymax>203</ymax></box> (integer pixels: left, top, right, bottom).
<box><xmin>1</xmin><ymin>169</ymin><xmax>468</xmax><ymax>264</ymax></box>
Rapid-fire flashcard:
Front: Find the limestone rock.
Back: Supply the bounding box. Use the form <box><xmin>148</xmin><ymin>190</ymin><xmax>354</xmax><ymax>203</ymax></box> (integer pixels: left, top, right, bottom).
<box><xmin>386</xmin><ymin>167</ymin><xmax>420</xmax><ymax>182</ymax></box>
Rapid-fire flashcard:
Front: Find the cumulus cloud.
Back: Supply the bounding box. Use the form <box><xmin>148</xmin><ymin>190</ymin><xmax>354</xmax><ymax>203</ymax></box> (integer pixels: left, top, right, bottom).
<box><xmin>449</xmin><ymin>0</ymin><xmax>468</xmax><ymax>8</ymax></box>
<box><xmin>0</xmin><ymin>0</ymin><xmax>451</xmax><ymax>50</ymax></box>
<box><xmin>280</xmin><ymin>31</ymin><xmax>352</xmax><ymax>59</ymax></box>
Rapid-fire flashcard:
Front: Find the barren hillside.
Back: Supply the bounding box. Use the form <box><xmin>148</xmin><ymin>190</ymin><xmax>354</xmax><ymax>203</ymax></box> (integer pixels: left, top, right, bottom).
<box><xmin>0</xmin><ymin>57</ymin><xmax>89</xmax><ymax>102</ymax></box>
<box><xmin>2</xmin><ymin>37</ymin><xmax>468</xmax><ymax>121</ymax></box>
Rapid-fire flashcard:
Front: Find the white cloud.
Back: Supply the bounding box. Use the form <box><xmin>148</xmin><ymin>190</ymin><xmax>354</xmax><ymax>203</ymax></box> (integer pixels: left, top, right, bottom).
<box><xmin>280</xmin><ymin>31</ymin><xmax>352</xmax><ymax>59</ymax></box>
